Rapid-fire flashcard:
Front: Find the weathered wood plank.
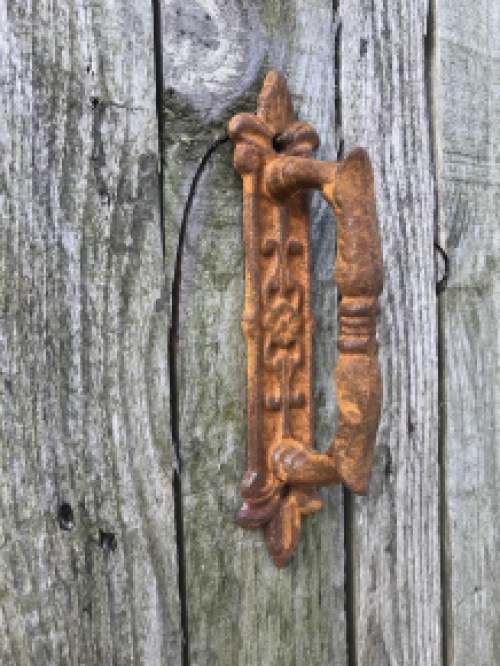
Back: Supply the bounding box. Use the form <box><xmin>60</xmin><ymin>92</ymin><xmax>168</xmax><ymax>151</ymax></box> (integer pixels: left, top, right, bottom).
<box><xmin>341</xmin><ymin>0</ymin><xmax>441</xmax><ymax>663</ymax></box>
<box><xmin>0</xmin><ymin>2</ymin><xmax>181</xmax><ymax>664</ymax></box>
<box><xmin>436</xmin><ymin>1</ymin><xmax>500</xmax><ymax>663</ymax></box>
<box><xmin>162</xmin><ymin>1</ymin><xmax>347</xmax><ymax>664</ymax></box>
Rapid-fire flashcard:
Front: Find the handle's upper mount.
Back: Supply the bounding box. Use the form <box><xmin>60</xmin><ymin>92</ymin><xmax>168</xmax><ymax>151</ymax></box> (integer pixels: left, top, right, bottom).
<box><xmin>229</xmin><ymin>70</ymin><xmax>383</xmax><ymax>568</ymax></box>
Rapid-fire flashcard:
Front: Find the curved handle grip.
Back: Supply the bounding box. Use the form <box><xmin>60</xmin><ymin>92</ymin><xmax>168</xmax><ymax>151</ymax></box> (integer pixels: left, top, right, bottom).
<box><xmin>327</xmin><ymin>150</ymin><xmax>383</xmax><ymax>493</ymax></box>
<box><xmin>229</xmin><ymin>70</ymin><xmax>383</xmax><ymax>566</ymax></box>
<box><xmin>266</xmin><ymin>148</ymin><xmax>383</xmax><ymax>494</ymax></box>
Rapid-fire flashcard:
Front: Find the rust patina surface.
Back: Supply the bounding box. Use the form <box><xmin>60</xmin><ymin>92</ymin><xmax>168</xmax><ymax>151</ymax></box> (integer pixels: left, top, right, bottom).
<box><xmin>229</xmin><ymin>71</ymin><xmax>383</xmax><ymax>567</ymax></box>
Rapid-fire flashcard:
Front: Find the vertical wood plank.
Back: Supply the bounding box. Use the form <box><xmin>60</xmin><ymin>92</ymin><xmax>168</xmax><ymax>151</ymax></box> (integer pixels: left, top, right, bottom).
<box><xmin>0</xmin><ymin>1</ymin><xmax>182</xmax><ymax>663</ymax></box>
<box><xmin>341</xmin><ymin>0</ymin><xmax>441</xmax><ymax>662</ymax></box>
<box><xmin>162</xmin><ymin>1</ymin><xmax>348</xmax><ymax>664</ymax></box>
<box><xmin>436</xmin><ymin>1</ymin><xmax>500</xmax><ymax>663</ymax></box>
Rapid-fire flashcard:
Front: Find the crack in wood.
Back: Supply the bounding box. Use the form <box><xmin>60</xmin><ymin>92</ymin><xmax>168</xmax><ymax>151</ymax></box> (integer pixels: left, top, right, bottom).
<box><xmin>425</xmin><ymin>0</ymin><xmax>450</xmax><ymax>662</ymax></box>
<box><xmin>168</xmin><ymin>133</ymin><xmax>229</xmax><ymax>666</ymax></box>
<box><xmin>153</xmin><ymin>1</ymin><xmax>189</xmax><ymax>663</ymax></box>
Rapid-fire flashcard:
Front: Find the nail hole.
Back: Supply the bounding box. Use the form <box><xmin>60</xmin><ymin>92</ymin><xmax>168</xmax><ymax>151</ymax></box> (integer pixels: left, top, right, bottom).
<box><xmin>272</xmin><ymin>132</ymin><xmax>293</xmax><ymax>153</ymax></box>
<box><xmin>384</xmin><ymin>452</ymin><xmax>393</xmax><ymax>478</ymax></box>
<box><xmin>99</xmin><ymin>529</ymin><xmax>117</xmax><ymax>552</ymax></box>
<box><xmin>90</xmin><ymin>97</ymin><xmax>99</xmax><ymax>108</ymax></box>
<box><xmin>58</xmin><ymin>503</ymin><xmax>74</xmax><ymax>531</ymax></box>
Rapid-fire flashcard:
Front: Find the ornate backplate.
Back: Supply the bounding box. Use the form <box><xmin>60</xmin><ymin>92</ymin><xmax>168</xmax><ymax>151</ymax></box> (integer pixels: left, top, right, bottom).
<box><xmin>229</xmin><ymin>71</ymin><xmax>383</xmax><ymax>567</ymax></box>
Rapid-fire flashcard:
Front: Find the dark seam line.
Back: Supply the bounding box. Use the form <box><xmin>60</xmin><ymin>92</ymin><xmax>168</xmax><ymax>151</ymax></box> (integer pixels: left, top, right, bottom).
<box><xmin>437</xmin><ymin>268</ymin><xmax>449</xmax><ymax>666</ymax></box>
<box><xmin>334</xmin><ymin>19</ymin><xmax>344</xmax><ymax>161</ymax></box>
<box><xmin>150</xmin><ymin>1</ymin><xmax>187</xmax><ymax>661</ymax></box>
<box><xmin>152</xmin><ymin>0</ymin><xmax>166</xmax><ymax>267</ymax></box>
<box><xmin>424</xmin><ymin>0</ymin><xmax>450</xmax><ymax>662</ymax></box>
<box><xmin>169</xmin><ymin>333</ymin><xmax>189</xmax><ymax>666</ymax></box>
<box><xmin>334</xmin><ymin>3</ymin><xmax>355</xmax><ymax>662</ymax></box>
<box><xmin>169</xmin><ymin>135</ymin><xmax>229</xmax><ymax>666</ymax></box>
<box><xmin>344</xmin><ymin>486</ymin><xmax>357</xmax><ymax>666</ymax></box>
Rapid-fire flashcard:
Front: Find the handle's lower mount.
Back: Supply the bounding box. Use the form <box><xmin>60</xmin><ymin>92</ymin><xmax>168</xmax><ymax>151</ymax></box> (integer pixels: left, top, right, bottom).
<box><xmin>229</xmin><ymin>71</ymin><xmax>383</xmax><ymax>568</ymax></box>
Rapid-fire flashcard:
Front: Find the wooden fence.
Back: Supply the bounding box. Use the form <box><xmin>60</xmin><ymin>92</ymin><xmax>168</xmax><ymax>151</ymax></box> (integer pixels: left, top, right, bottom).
<box><xmin>1</xmin><ymin>1</ymin><xmax>498</xmax><ymax>664</ymax></box>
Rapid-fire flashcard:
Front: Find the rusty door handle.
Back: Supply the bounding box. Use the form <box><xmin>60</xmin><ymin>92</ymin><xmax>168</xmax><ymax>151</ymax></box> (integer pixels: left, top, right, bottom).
<box><xmin>229</xmin><ymin>71</ymin><xmax>383</xmax><ymax>567</ymax></box>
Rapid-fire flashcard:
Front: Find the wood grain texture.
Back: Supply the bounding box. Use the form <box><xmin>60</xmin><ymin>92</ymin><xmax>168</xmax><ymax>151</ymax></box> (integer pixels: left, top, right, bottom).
<box><xmin>340</xmin><ymin>0</ymin><xmax>441</xmax><ymax>663</ymax></box>
<box><xmin>436</xmin><ymin>1</ymin><xmax>500</xmax><ymax>663</ymax></box>
<box><xmin>0</xmin><ymin>2</ymin><xmax>182</xmax><ymax>664</ymax></box>
<box><xmin>162</xmin><ymin>1</ymin><xmax>347</xmax><ymax>663</ymax></box>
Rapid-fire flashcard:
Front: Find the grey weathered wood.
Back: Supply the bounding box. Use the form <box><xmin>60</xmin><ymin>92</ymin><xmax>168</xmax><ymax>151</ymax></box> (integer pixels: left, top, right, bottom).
<box><xmin>436</xmin><ymin>1</ymin><xmax>500</xmax><ymax>663</ymax></box>
<box><xmin>5</xmin><ymin>0</ymin><xmax>492</xmax><ymax>662</ymax></box>
<box><xmin>341</xmin><ymin>0</ymin><xmax>441</xmax><ymax>663</ymax></box>
<box><xmin>162</xmin><ymin>1</ymin><xmax>347</xmax><ymax>664</ymax></box>
<box><xmin>0</xmin><ymin>2</ymin><xmax>181</xmax><ymax>664</ymax></box>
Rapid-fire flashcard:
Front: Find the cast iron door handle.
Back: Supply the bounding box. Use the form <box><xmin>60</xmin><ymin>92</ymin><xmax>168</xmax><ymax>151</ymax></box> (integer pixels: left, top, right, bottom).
<box><xmin>229</xmin><ymin>71</ymin><xmax>383</xmax><ymax>567</ymax></box>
